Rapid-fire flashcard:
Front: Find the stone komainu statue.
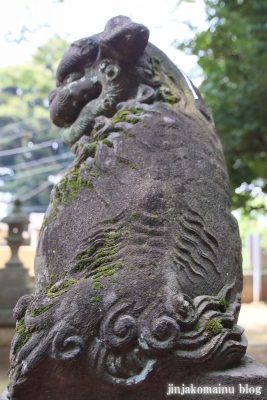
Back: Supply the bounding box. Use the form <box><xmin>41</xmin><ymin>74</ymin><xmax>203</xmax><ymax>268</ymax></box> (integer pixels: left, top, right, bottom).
<box><xmin>3</xmin><ymin>16</ymin><xmax>247</xmax><ymax>400</ymax></box>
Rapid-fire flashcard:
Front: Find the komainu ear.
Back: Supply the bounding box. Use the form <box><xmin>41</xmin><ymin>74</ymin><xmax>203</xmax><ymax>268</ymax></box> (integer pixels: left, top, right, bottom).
<box><xmin>56</xmin><ymin>36</ymin><xmax>99</xmax><ymax>85</ymax></box>
<box><xmin>100</xmin><ymin>16</ymin><xmax>149</xmax><ymax>63</ymax></box>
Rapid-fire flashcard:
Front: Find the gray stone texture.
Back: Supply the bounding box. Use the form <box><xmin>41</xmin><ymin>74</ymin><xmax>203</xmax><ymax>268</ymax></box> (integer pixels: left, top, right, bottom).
<box><xmin>2</xmin><ymin>15</ymin><xmax>266</xmax><ymax>400</ymax></box>
<box><xmin>1</xmin><ymin>355</ymin><xmax>267</xmax><ymax>399</ymax></box>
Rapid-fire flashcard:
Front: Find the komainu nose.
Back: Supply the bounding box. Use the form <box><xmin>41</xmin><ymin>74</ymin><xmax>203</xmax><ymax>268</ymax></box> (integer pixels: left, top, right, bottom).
<box><xmin>100</xmin><ymin>15</ymin><xmax>149</xmax><ymax>63</ymax></box>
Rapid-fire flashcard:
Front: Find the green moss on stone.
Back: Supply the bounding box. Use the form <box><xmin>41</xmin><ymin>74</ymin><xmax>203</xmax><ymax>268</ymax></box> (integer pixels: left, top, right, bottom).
<box><xmin>72</xmin><ymin>261</ymin><xmax>89</xmax><ymax>273</ymax></box>
<box><xmin>49</xmin><ymin>279</ymin><xmax>76</xmax><ymax>293</ymax></box>
<box><xmin>105</xmin><ymin>215</ymin><xmax>120</xmax><ymax>224</ymax></box>
<box><xmin>157</xmin><ymin>88</ymin><xmax>180</xmax><ymax>105</ymax></box>
<box><xmin>219</xmin><ymin>298</ymin><xmax>230</xmax><ymax>313</ymax></box>
<box><xmin>112</xmin><ymin>107</ymin><xmax>144</xmax><ymax>125</ymax></box>
<box><xmin>89</xmin><ymin>171</ymin><xmax>99</xmax><ymax>177</ymax></box>
<box><xmin>72</xmin><ymin>224</ymin><xmax>124</xmax><ymax>275</ymax></box>
<box><xmin>93</xmin><ymin>248</ymin><xmax>119</xmax><ymax>260</ymax></box>
<box><xmin>55</xmin><ymin>166</ymin><xmax>94</xmax><ymax>204</ymax></box>
<box><xmin>30</xmin><ymin>303</ymin><xmax>53</xmax><ymax>317</ymax></box>
<box><xmin>104</xmin><ymin>231</ymin><xmax>122</xmax><ymax>240</ymax></box>
<box><xmin>90</xmin><ymin>296</ymin><xmax>101</xmax><ymax>303</ymax></box>
<box><xmin>90</xmin><ymin>142</ymin><xmax>97</xmax><ymax>156</ymax></box>
<box><xmin>115</xmin><ymin>262</ymin><xmax>123</xmax><ymax>268</ymax></box>
<box><xmin>206</xmin><ymin>318</ymin><xmax>223</xmax><ymax>338</ymax></box>
<box><xmin>168</xmin><ymin>73</ymin><xmax>175</xmax><ymax>82</ymax></box>
<box><xmin>93</xmin><ymin>281</ymin><xmax>104</xmax><ymax>290</ymax></box>
<box><xmin>118</xmin><ymin>297</ymin><xmax>129</xmax><ymax>303</ymax></box>
<box><xmin>47</xmin><ymin>289</ymin><xmax>67</xmax><ymax>298</ymax></box>
<box><xmin>89</xmin><ymin>256</ymin><xmax>117</xmax><ymax>271</ymax></box>
<box><xmin>152</xmin><ymin>55</ymin><xmax>163</xmax><ymax>64</ymax></box>
<box><xmin>193</xmin><ymin>323</ymin><xmax>200</xmax><ymax>332</ymax></box>
<box><xmin>14</xmin><ymin>317</ymin><xmax>43</xmax><ymax>354</ymax></box>
<box><xmin>76</xmin><ymin>247</ymin><xmax>97</xmax><ymax>260</ymax></box>
<box><xmin>40</xmin><ymin>217</ymin><xmax>47</xmax><ymax>231</ymax></box>
<box><xmin>51</xmin><ymin>205</ymin><xmax>57</xmax><ymax>220</ymax></box>
<box><xmin>164</xmin><ymin>94</ymin><xmax>180</xmax><ymax>105</ymax></box>
<box><xmin>15</xmin><ymin>320</ymin><xmax>31</xmax><ymax>353</ymax></box>
<box><xmin>102</xmin><ymin>139</ymin><xmax>113</xmax><ymax>147</ymax></box>
<box><xmin>92</xmin><ymin>269</ymin><xmax>115</xmax><ymax>280</ymax></box>
<box><xmin>241</xmin><ymin>358</ymin><xmax>247</xmax><ymax>367</ymax></box>
<box><xmin>112</xmin><ymin>110</ymin><xmax>138</xmax><ymax>124</ymax></box>
<box><xmin>131</xmin><ymin>108</ymin><xmax>144</xmax><ymax>117</ymax></box>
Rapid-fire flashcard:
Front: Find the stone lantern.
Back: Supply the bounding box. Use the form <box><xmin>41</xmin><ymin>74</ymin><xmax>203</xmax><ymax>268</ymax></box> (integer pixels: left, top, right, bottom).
<box><xmin>0</xmin><ymin>199</ymin><xmax>34</xmax><ymax>325</ymax></box>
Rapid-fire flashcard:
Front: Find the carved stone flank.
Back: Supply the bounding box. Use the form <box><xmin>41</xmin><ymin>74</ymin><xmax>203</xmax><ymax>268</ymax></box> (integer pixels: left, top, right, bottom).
<box><xmin>2</xmin><ymin>16</ymin><xmax>248</xmax><ymax>400</ymax></box>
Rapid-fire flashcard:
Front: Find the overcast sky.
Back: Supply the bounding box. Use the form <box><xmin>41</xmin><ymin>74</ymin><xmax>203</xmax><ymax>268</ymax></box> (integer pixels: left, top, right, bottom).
<box><xmin>0</xmin><ymin>0</ymin><xmax>207</xmax><ymax>84</ymax></box>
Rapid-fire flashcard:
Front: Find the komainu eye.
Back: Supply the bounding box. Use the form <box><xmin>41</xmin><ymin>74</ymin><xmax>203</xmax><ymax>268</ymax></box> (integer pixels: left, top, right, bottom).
<box><xmin>105</xmin><ymin>66</ymin><xmax>116</xmax><ymax>78</ymax></box>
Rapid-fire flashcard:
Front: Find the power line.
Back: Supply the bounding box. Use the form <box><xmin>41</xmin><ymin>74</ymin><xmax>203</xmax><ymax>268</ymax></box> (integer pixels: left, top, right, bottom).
<box><xmin>0</xmin><ymin>121</ymin><xmax>54</xmax><ymax>145</ymax></box>
<box><xmin>0</xmin><ymin>137</ymin><xmax>63</xmax><ymax>157</ymax></box>
<box><xmin>1</xmin><ymin>161</ymin><xmax>70</xmax><ymax>182</ymax></box>
<box><xmin>20</xmin><ymin>180</ymin><xmax>53</xmax><ymax>202</ymax></box>
<box><xmin>0</xmin><ymin>117</ymin><xmax>36</xmax><ymax>136</ymax></box>
<box><xmin>19</xmin><ymin>167</ymin><xmax>69</xmax><ymax>202</ymax></box>
<box><xmin>0</xmin><ymin>116</ymin><xmax>52</xmax><ymax>136</ymax></box>
<box><xmin>4</xmin><ymin>151</ymin><xmax>74</xmax><ymax>171</ymax></box>
<box><xmin>0</xmin><ymin>132</ymin><xmax>23</xmax><ymax>144</ymax></box>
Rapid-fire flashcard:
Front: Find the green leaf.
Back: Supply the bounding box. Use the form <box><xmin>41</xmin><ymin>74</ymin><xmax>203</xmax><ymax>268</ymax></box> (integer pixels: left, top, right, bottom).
<box><xmin>176</xmin><ymin>0</ymin><xmax>196</xmax><ymax>6</ymax></box>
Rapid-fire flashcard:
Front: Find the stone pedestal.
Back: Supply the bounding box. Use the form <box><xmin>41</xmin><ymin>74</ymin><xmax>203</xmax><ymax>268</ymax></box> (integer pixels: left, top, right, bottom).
<box><xmin>1</xmin><ymin>354</ymin><xmax>266</xmax><ymax>400</ymax></box>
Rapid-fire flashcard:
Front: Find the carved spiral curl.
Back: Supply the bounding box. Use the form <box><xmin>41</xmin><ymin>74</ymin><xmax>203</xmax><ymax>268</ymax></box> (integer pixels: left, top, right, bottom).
<box><xmin>140</xmin><ymin>316</ymin><xmax>180</xmax><ymax>353</ymax></box>
<box><xmin>52</xmin><ymin>325</ymin><xmax>84</xmax><ymax>361</ymax></box>
<box><xmin>101</xmin><ymin>303</ymin><xmax>138</xmax><ymax>351</ymax></box>
<box><xmin>99</xmin><ymin>59</ymin><xmax>121</xmax><ymax>82</ymax></box>
<box><xmin>172</xmin><ymin>293</ymin><xmax>197</xmax><ymax>330</ymax></box>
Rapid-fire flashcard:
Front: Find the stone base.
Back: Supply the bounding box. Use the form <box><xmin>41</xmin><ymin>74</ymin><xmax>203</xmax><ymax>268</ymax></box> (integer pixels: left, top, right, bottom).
<box><xmin>1</xmin><ymin>354</ymin><xmax>266</xmax><ymax>400</ymax></box>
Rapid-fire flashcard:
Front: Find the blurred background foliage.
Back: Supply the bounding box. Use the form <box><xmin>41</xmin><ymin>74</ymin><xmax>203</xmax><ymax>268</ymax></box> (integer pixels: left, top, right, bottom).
<box><xmin>177</xmin><ymin>0</ymin><xmax>267</xmax><ymax>216</ymax></box>
<box><xmin>0</xmin><ymin>36</ymin><xmax>73</xmax><ymax>211</ymax></box>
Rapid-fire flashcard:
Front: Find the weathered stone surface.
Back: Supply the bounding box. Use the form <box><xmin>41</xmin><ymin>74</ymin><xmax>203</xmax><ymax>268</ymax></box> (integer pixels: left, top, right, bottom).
<box><xmin>2</xmin><ymin>15</ymin><xmax>262</xmax><ymax>399</ymax></box>
<box><xmin>1</xmin><ymin>355</ymin><xmax>266</xmax><ymax>399</ymax></box>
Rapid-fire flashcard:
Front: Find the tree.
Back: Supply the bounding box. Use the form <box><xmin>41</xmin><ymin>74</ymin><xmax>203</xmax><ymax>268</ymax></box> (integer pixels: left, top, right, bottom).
<box><xmin>177</xmin><ymin>0</ymin><xmax>267</xmax><ymax>213</ymax></box>
<box><xmin>0</xmin><ymin>36</ymin><xmax>73</xmax><ymax>210</ymax></box>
